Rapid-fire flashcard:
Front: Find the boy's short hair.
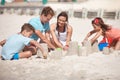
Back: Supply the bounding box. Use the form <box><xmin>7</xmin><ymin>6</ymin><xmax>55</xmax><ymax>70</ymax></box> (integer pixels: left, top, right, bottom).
<box><xmin>21</xmin><ymin>23</ymin><xmax>35</xmax><ymax>33</ymax></box>
<box><xmin>41</xmin><ymin>6</ymin><xmax>55</xmax><ymax>17</ymax></box>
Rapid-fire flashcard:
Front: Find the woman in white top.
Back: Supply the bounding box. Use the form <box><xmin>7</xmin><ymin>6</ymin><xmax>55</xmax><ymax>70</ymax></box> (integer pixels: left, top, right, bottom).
<box><xmin>50</xmin><ymin>11</ymin><xmax>73</xmax><ymax>50</ymax></box>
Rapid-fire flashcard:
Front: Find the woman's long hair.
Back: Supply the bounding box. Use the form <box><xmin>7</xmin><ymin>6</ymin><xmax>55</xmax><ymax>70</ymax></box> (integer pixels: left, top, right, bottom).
<box><xmin>56</xmin><ymin>11</ymin><xmax>68</xmax><ymax>36</ymax></box>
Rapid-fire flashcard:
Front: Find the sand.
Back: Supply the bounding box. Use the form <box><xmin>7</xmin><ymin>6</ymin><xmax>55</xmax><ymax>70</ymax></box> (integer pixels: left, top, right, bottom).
<box><xmin>0</xmin><ymin>0</ymin><xmax>120</xmax><ymax>80</ymax></box>
<box><xmin>0</xmin><ymin>13</ymin><xmax>120</xmax><ymax>80</ymax></box>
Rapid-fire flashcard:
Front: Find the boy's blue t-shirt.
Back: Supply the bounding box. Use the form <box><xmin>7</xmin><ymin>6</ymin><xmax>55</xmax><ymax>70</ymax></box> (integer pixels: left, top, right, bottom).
<box><xmin>29</xmin><ymin>17</ymin><xmax>50</xmax><ymax>40</ymax></box>
<box><xmin>1</xmin><ymin>34</ymin><xmax>32</xmax><ymax>60</ymax></box>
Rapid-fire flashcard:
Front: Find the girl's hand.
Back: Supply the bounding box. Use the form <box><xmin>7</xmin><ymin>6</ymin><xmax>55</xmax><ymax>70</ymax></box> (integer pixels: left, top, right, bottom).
<box><xmin>82</xmin><ymin>39</ymin><xmax>88</xmax><ymax>46</ymax></box>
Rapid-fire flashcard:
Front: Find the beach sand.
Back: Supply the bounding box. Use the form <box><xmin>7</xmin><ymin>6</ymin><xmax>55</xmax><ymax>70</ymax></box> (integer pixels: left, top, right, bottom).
<box><xmin>0</xmin><ymin>0</ymin><xmax>120</xmax><ymax>80</ymax></box>
<box><xmin>0</xmin><ymin>13</ymin><xmax>120</xmax><ymax>80</ymax></box>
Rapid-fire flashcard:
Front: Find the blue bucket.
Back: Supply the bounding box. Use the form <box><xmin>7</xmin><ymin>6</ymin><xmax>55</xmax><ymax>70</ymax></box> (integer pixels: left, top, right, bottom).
<box><xmin>98</xmin><ymin>42</ymin><xmax>108</xmax><ymax>51</ymax></box>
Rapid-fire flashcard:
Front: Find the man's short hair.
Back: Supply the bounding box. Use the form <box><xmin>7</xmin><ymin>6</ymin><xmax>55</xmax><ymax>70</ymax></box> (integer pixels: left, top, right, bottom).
<box><xmin>41</xmin><ymin>6</ymin><xmax>55</xmax><ymax>16</ymax></box>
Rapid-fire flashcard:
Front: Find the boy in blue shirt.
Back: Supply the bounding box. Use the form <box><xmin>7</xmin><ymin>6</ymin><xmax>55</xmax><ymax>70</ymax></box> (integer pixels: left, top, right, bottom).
<box><xmin>1</xmin><ymin>23</ymin><xmax>47</xmax><ymax>60</ymax></box>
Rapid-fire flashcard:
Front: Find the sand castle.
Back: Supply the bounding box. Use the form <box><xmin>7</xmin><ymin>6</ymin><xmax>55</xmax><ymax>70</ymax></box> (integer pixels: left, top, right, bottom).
<box><xmin>36</xmin><ymin>41</ymin><xmax>120</xmax><ymax>60</ymax></box>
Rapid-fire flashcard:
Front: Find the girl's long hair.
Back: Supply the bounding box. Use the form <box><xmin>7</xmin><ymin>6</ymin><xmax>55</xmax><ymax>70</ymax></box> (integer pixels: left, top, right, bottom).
<box><xmin>92</xmin><ymin>17</ymin><xmax>110</xmax><ymax>35</ymax></box>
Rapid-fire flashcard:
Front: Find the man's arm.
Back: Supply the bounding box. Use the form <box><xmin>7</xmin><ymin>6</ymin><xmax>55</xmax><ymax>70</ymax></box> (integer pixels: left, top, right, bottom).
<box><xmin>45</xmin><ymin>30</ymin><xmax>51</xmax><ymax>41</ymax></box>
<box><xmin>35</xmin><ymin>30</ymin><xmax>55</xmax><ymax>49</ymax></box>
<box><xmin>50</xmin><ymin>24</ymin><xmax>63</xmax><ymax>48</ymax></box>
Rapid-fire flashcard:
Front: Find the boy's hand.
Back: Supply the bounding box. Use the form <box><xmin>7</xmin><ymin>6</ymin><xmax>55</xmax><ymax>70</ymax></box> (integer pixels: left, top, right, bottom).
<box><xmin>43</xmin><ymin>53</ymin><xmax>47</xmax><ymax>59</ymax></box>
<box><xmin>0</xmin><ymin>39</ymin><xmax>6</xmax><ymax>46</ymax></box>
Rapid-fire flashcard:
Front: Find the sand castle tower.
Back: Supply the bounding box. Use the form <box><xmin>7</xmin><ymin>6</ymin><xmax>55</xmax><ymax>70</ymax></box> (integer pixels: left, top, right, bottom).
<box><xmin>79</xmin><ymin>40</ymin><xmax>92</xmax><ymax>56</ymax></box>
<box><xmin>67</xmin><ymin>41</ymin><xmax>79</xmax><ymax>56</ymax></box>
<box><xmin>37</xmin><ymin>43</ymin><xmax>48</xmax><ymax>58</ymax></box>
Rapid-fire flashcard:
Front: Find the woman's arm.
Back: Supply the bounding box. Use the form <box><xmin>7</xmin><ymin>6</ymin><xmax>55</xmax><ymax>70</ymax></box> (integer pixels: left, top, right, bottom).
<box><xmin>63</xmin><ymin>25</ymin><xmax>73</xmax><ymax>50</ymax></box>
<box><xmin>50</xmin><ymin>23</ymin><xmax>63</xmax><ymax>48</ymax></box>
<box><xmin>66</xmin><ymin>25</ymin><xmax>73</xmax><ymax>46</ymax></box>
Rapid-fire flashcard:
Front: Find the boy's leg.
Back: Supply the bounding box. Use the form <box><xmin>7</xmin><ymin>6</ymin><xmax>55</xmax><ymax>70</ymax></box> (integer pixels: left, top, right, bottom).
<box><xmin>19</xmin><ymin>51</ymin><xmax>32</xmax><ymax>58</ymax></box>
<box><xmin>11</xmin><ymin>51</ymin><xmax>32</xmax><ymax>60</ymax></box>
<box><xmin>23</xmin><ymin>45</ymin><xmax>37</xmax><ymax>55</ymax></box>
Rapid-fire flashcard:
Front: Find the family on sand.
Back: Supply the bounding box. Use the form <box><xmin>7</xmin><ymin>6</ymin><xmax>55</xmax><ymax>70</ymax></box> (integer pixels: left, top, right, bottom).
<box><xmin>0</xmin><ymin>6</ymin><xmax>120</xmax><ymax>60</ymax></box>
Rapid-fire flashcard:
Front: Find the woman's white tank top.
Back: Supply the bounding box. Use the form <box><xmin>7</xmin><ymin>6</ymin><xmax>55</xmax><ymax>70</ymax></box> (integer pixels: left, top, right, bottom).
<box><xmin>55</xmin><ymin>26</ymin><xmax>67</xmax><ymax>46</ymax></box>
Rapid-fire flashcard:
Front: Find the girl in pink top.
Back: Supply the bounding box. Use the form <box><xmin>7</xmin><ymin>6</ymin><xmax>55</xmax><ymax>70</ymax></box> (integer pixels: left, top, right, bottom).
<box><xmin>83</xmin><ymin>17</ymin><xmax>120</xmax><ymax>50</ymax></box>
